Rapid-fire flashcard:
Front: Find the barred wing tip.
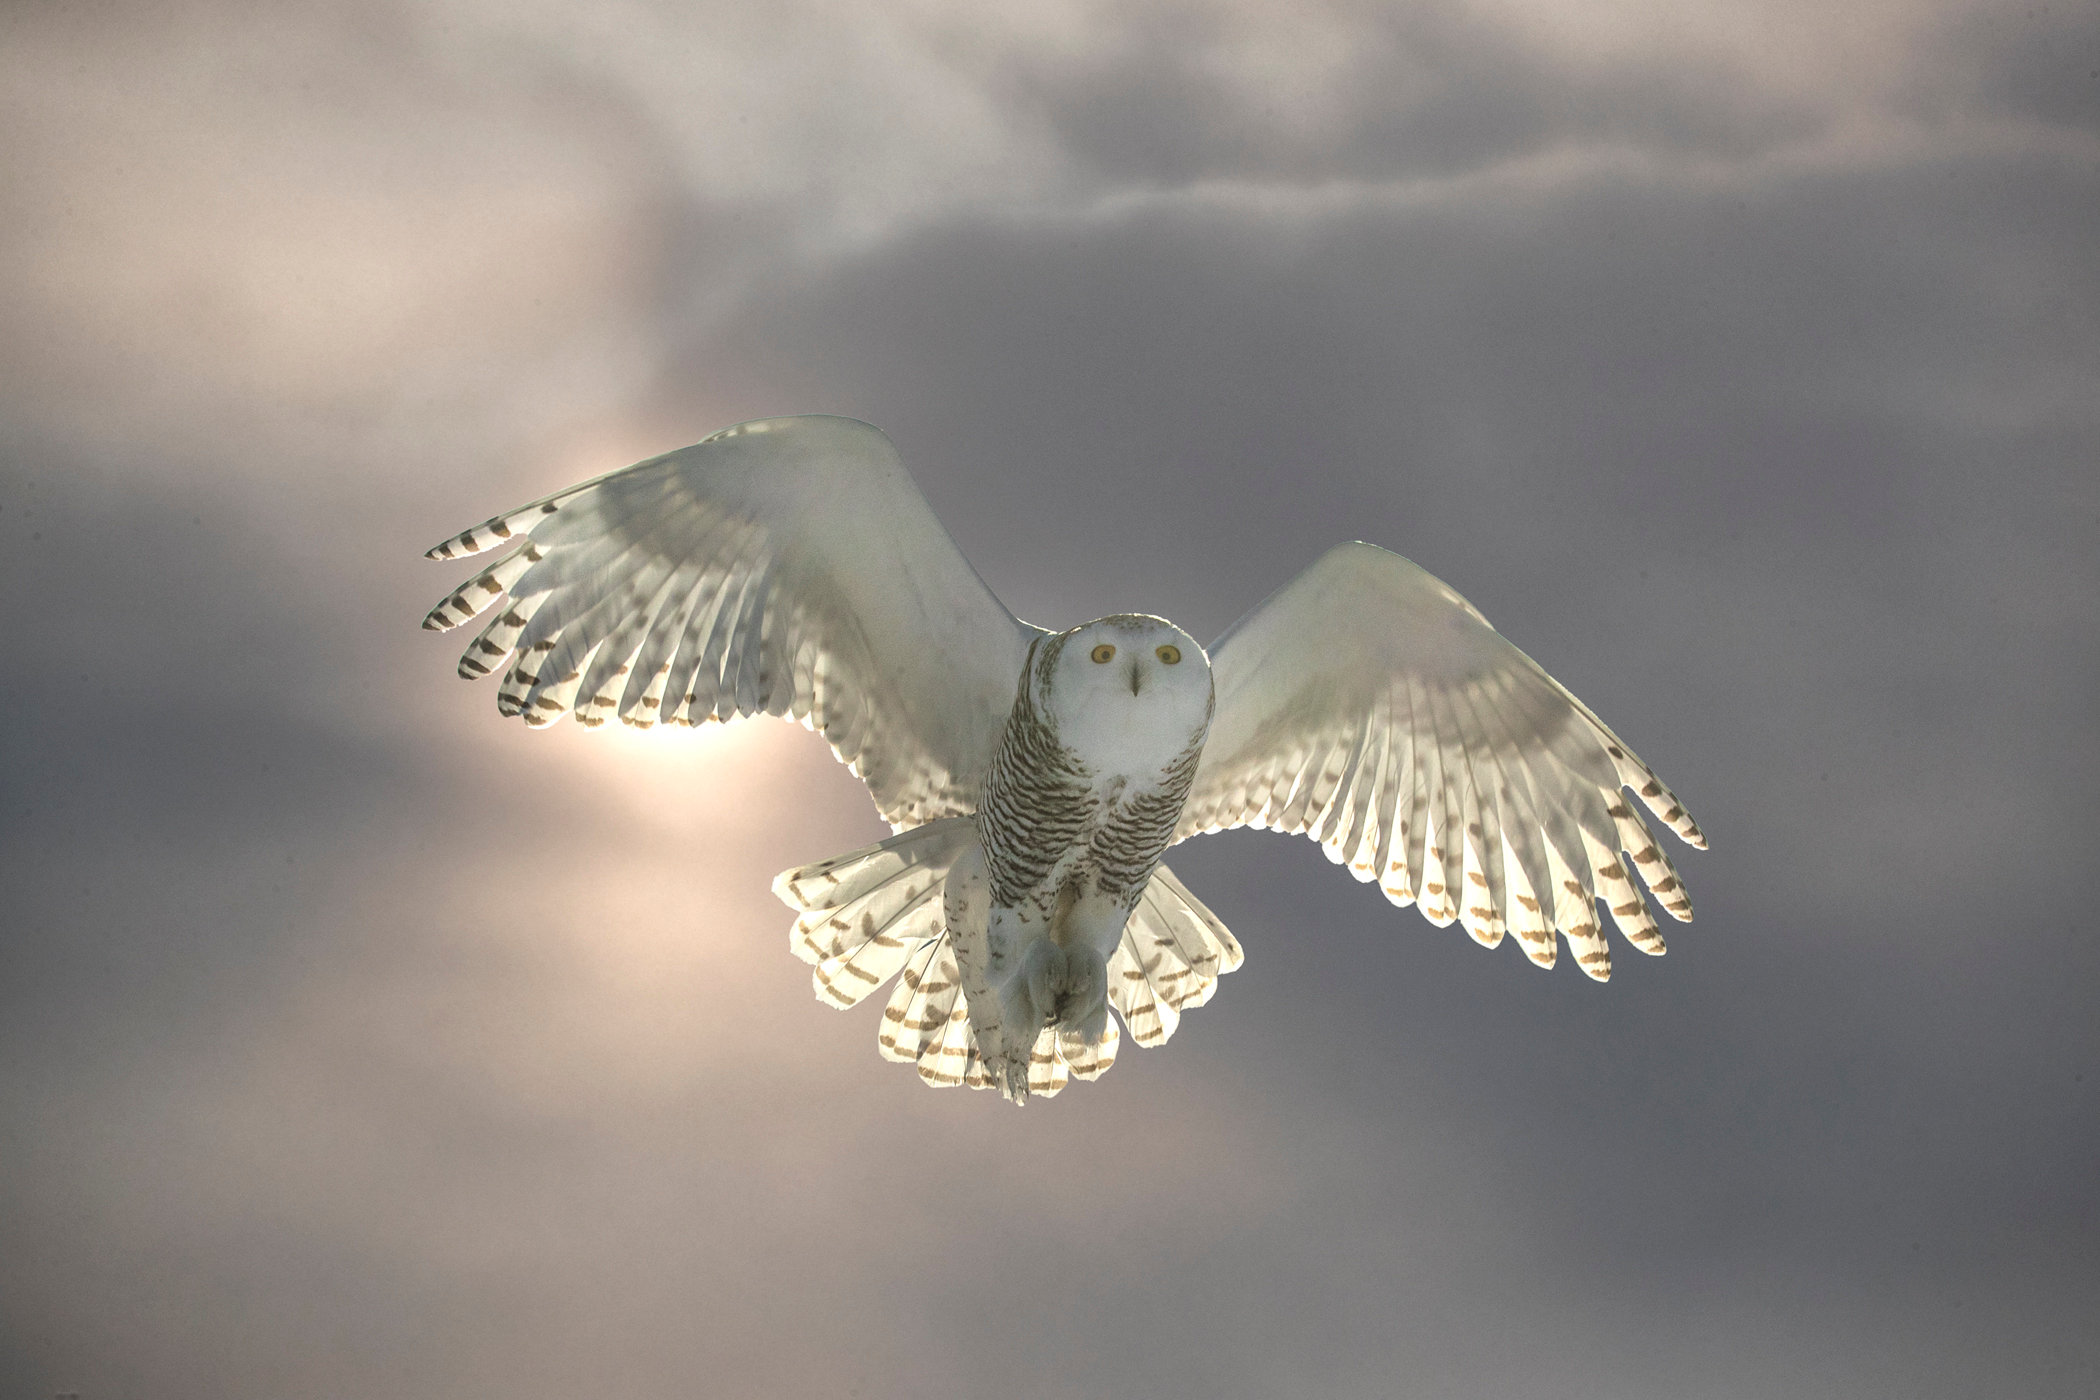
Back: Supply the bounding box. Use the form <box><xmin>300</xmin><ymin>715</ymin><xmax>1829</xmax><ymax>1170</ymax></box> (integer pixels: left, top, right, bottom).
<box><xmin>418</xmin><ymin>416</ymin><xmax>1036</xmax><ymax>826</ymax></box>
<box><xmin>1187</xmin><ymin>540</ymin><xmax>1706</xmax><ymax>977</ymax></box>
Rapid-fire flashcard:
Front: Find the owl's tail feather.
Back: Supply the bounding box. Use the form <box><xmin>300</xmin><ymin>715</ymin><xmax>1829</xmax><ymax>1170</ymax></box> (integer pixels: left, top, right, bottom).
<box><xmin>773</xmin><ymin>817</ymin><xmax>976</xmax><ymax>1010</ymax></box>
<box><xmin>1108</xmin><ymin>863</ymin><xmax>1246</xmax><ymax>1049</ymax></box>
<box><xmin>774</xmin><ymin>819</ymin><xmax>1011</xmax><ymax>1093</ymax></box>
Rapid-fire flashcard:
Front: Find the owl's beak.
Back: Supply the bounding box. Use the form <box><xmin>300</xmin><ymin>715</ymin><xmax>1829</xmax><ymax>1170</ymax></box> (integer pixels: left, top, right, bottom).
<box><xmin>1128</xmin><ymin>659</ymin><xmax>1143</xmax><ymax>696</ymax></box>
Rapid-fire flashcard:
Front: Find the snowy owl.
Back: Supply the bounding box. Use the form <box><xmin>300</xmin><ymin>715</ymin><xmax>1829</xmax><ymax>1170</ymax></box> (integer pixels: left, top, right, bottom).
<box><xmin>423</xmin><ymin>415</ymin><xmax>1704</xmax><ymax>1102</ymax></box>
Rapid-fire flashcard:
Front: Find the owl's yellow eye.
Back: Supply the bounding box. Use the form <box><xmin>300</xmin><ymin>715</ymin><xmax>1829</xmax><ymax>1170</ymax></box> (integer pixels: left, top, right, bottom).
<box><xmin>1156</xmin><ymin>644</ymin><xmax>1182</xmax><ymax>665</ymax></box>
<box><xmin>1090</xmin><ymin>643</ymin><xmax>1116</xmax><ymax>664</ymax></box>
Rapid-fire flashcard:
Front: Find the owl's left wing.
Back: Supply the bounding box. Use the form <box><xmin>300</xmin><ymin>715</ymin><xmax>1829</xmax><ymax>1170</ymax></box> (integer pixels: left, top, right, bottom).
<box><xmin>1178</xmin><ymin>542</ymin><xmax>1704</xmax><ymax>981</ymax></box>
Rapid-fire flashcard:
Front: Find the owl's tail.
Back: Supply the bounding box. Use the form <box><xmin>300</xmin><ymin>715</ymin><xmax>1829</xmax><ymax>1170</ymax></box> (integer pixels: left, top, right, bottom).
<box><xmin>773</xmin><ymin>824</ymin><xmax>1246</xmax><ymax>1100</ymax></box>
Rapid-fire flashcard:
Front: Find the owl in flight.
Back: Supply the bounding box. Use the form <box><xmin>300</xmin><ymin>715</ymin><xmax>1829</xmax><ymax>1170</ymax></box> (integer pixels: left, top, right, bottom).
<box><xmin>424</xmin><ymin>416</ymin><xmax>1703</xmax><ymax>1103</ymax></box>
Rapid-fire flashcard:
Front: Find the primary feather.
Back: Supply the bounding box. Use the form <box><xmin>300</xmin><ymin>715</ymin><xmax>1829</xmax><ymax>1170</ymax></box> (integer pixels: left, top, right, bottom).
<box><xmin>426</xmin><ymin>418</ymin><xmax>1706</xmax><ymax>1100</ymax></box>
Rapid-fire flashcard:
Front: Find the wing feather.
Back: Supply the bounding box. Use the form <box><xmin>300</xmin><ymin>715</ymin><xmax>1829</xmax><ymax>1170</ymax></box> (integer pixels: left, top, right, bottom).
<box><xmin>424</xmin><ymin>416</ymin><xmax>1040</xmax><ymax>826</ymax></box>
<box><xmin>1183</xmin><ymin>542</ymin><xmax>1703</xmax><ymax>971</ymax></box>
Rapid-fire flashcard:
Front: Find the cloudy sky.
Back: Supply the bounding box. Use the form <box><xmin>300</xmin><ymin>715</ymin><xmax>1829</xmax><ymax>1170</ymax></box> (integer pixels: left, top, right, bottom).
<box><xmin>3</xmin><ymin>1</ymin><xmax>2096</xmax><ymax>1396</ymax></box>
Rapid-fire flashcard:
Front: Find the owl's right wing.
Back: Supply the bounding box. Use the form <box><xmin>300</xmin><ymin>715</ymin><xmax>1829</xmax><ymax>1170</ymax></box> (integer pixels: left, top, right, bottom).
<box><xmin>421</xmin><ymin>415</ymin><xmax>1040</xmax><ymax>828</ymax></box>
<box><xmin>1179</xmin><ymin>542</ymin><xmax>1704</xmax><ymax>981</ymax></box>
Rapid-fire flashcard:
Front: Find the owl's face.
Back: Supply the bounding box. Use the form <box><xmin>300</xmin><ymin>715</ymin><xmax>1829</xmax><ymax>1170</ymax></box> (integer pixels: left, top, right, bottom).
<box><xmin>1035</xmin><ymin>614</ymin><xmax>1213</xmax><ymax>778</ymax></box>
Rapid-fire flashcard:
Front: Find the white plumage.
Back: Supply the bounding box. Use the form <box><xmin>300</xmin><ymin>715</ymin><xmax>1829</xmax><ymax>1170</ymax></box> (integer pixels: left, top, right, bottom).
<box><xmin>424</xmin><ymin>415</ymin><xmax>1704</xmax><ymax>1102</ymax></box>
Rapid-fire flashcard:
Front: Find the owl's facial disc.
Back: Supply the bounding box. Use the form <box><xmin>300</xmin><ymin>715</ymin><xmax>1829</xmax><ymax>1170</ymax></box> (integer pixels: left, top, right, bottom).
<box><xmin>1041</xmin><ymin>614</ymin><xmax>1212</xmax><ymax>776</ymax></box>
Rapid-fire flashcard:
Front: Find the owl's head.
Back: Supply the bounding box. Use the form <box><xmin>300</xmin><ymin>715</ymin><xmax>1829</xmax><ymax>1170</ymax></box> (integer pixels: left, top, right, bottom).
<box><xmin>1031</xmin><ymin>614</ymin><xmax>1213</xmax><ymax>776</ymax></box>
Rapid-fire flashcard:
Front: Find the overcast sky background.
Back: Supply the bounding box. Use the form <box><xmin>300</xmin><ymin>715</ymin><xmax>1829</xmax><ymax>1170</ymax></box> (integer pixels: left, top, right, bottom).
<box><xmin>3</xmin><ymin>2</ymin><xmax>2096</xmax><ymax>1397</ymax></box>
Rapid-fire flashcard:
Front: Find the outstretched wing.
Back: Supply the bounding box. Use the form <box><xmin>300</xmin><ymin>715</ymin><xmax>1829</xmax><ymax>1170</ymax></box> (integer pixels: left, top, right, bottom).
<box><xmin>422</xmin><ymin>415</ymin><xmax>1039</xmax><ymax>828</ymax></box>
<box><xmin>1179</xmin><ymin>542</ymin><xmax>1704</xmax><ymax>981</ymax></box>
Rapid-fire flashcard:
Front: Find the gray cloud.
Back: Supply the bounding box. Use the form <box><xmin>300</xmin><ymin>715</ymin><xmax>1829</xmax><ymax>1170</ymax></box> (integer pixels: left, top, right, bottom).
<box><xmin>4</xmin><ymin>2</ymin><xmax>2097</xmax><ymax>1397</ymax></box>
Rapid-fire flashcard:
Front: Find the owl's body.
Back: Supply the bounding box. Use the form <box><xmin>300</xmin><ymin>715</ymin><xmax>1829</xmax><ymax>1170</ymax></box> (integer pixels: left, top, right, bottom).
<box><xmin>424</xmin><ymin>415</ymin><xmax>1706</xmax><ymax>1104</ymax></box>
<box><xmin>957</xmin><ymin>617</ymin><xmax>1213</xmax><ymax>1100</ymax></box>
